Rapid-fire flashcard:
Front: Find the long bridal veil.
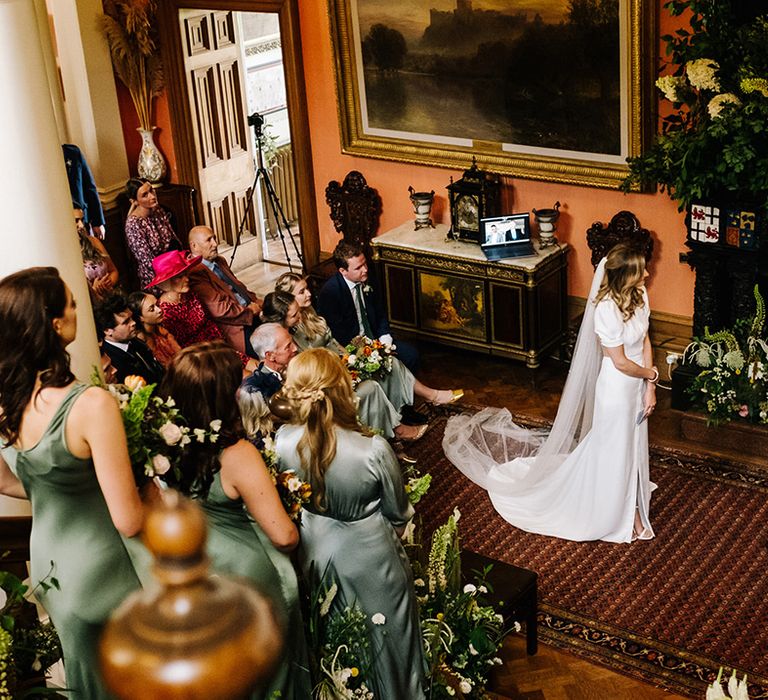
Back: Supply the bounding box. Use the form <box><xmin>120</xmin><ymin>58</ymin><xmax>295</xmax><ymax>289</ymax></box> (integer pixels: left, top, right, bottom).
<box><xmin>442</xmin><ymin>258</ymin><xmax>607</xmax><ymax>491</ymax></box>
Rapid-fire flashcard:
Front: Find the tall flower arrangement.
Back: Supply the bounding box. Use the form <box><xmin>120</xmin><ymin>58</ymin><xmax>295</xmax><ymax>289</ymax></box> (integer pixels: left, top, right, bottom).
<box><xmin>622</xmin><ymin>2</ymin><xmax>768</xmax><ymax>209</ymax></box>
<box><xmin>684</xmin><ymin>286</ymin><xmax>768</xmax><ymax>424</ymax></box>
<box><xmin>101</xmin><ymin>0</ymin><xmax>164</xmax><ymax>130</ymax></box>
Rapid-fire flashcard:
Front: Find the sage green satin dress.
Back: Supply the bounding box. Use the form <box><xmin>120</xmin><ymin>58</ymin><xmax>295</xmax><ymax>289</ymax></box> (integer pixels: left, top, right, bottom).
<box><xmin>201</xmin><ymin>472</ymin><xmax>311</xmax><ymax>700</ymax></box>
<box><xmin>275</xmin><ymin>425</ymin><xmax>425</xmax><ymax>699</ymax></box>
<box><xmin>291</xmin><ymin>319</ymin><xmax>417</xmax><ymax>438</ymax></box>
<box><xmin>1</xmin><ymin>383</ymin><xmax>141</xmax><ymax>699</ymax></box>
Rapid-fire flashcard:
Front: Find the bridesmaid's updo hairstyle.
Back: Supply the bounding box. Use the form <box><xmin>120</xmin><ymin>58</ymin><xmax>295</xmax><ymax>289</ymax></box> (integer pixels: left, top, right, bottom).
<box><xmin>283</xmin><ymin>348</ymin><xmax>366</xmax><ymax>510</ymax></box>
<box><xmin>0</xmin><ymin>267</ymin><xmax>74</xmax><ymax>444</ymax></box>
<box><xmin>159</xmin><ymin>340</ymin><xmax>243</xmax><ymax>498</ymax></box>
<box><xmin>594</xmin><ymin>243</ymin><xmax>647</xmax><ymax>321</ymax></box>
<box><xmin>275</xmin><ymin>272</ymin><xmax>327</xmax><ymax>340</ymax></box>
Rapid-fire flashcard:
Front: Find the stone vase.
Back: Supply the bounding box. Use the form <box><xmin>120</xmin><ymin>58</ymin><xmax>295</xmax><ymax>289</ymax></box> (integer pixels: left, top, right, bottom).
<box><xmin>137</xmin><ymin>127</ymin><xmax>166</xmax><ymax>183</ymax></box>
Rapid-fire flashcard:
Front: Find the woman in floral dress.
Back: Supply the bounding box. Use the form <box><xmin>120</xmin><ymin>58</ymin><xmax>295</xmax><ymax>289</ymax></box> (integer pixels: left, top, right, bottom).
<box><xmin>124</xmin><ymin>178</ymin><xmax>181</xmax><ymax>288</ymax></box>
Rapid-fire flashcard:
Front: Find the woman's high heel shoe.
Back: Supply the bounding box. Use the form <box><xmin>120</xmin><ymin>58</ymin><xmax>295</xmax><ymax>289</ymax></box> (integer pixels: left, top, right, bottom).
<box><xmin>430</xmin><ymin>389</ymin><xmax>464</xmax><ymax>405</ymax></box>
<box><xmin>398</xmin><ymin>423</ymin><xmax>430</xmax><ymax>443</ymax></box>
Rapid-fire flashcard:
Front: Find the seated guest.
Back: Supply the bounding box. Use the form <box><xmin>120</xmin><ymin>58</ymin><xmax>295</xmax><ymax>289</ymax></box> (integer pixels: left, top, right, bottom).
<box><xmin>127</xmin><ymin>291</ymin><xmax>181</xmax><ymax>368</ymax></box>
<box><xmin>255</xmin><ymin>306</ymin><xmax>429</xmax><ymax>442</ymax></box>
<box><xmin>237</xmin><ymin>374</ymin><xmax>277</xmax><ymax>451</ymax></box>
<box><xmin>100</xmin><ymin>349</ymin><xmax>118</xmax><ymax>384</ymax></box>
<box><xmin>187</xmin><ymin>225</ymin><xmax>263</xmax><ymax>355</ymax></box>
<box><xmin>277</xmin><ymin>272</ymin><xmax>462</xmax><ymax>408</ymax></box>
<box><xmin>93</xmin><ymin>292</ymin><xmax>164</xmax><ymax>385</ymax></box>
<box><xmin>275</xmin><ymin>348</ymin><xmax>426</xmax><ymax>699</ymax></box>
<box><xmin>76</xmin><ymin>208</ymin><xmax>119</xmax><ymax>300</ymax></box>
<box><xmin>159</xmin><ymin>341</ymin><xmax>311</xmax><ymax>700</ymax></box>
<box><xmin>124</xmin><ymin>178</ymin><xmax>182</xmax><ymax>288</ymax></box>
<box><xmin>149</xmin><ymin>251</ymin><xmax>253</xmax><ymax>370</ymax></box>
<box><xmin>317</xmin><ymin>241</ymin><xmax>420</xmax><ymax>374</ymax></box>
<box><xmin>249</xmin><ymin>322</ymin><xmax>298</xmax><ymax>387</ymax></box>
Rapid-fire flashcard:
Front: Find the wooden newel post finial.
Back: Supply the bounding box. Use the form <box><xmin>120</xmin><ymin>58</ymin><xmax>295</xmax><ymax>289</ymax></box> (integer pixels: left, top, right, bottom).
<box><xmin>99</xmin><ymin>489</ymin><xmax>283</xmax><ymax>700</ymax></box>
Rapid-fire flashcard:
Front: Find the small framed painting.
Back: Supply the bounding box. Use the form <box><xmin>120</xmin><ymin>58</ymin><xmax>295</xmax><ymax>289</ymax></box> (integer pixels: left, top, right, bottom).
<box><xmin>418</xmin><ymin>271</ymin><xmax>485</xmax><ymax>340</ymax></box>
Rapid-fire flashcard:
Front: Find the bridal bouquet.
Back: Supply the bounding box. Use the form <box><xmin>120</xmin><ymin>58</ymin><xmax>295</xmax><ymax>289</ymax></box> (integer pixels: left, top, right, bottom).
<box><xmin>260</xmin><ymin>436</ymin><xmax>312</xmax><ymax>521</ymax></box>
<box><xmin>342</xmin><ymin>336</ymin><xmax>395</xmax><ymax>387</ymax></box>
<box><xmin>105</xmin><ymin>377</ymin><xmax>221</xmax><ymax>485</ymax></box>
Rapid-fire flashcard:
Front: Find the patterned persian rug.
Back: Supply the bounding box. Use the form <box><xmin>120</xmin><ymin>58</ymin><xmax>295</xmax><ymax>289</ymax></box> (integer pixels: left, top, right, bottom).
<box><xmin>411</xmin><ymin>407</ymin><xmax>768</xmax><ymax>699</ymax></box>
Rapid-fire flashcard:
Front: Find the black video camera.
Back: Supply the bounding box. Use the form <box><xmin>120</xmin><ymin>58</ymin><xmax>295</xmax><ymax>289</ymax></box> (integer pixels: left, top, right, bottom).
<box><xmin>247</xmin><ymin>112</ymin><xmax>265</xmax><ymax>129</ymax></box>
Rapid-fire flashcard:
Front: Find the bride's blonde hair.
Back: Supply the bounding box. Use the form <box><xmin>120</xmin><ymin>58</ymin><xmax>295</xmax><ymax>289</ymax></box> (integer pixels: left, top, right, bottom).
<box><xmin>282</xmin><ymin>348</ymin><xmax>367</xmax><ymax>510</ymax></box>
<box><xmin>593</xmin><ymin>243</ymin><xmax>647</xmax><ymax>320</ymax></box>
<box><xmin>275</xmin><ymin>272</ymin><xmax>327</xmax><ymax>340</ymax></box>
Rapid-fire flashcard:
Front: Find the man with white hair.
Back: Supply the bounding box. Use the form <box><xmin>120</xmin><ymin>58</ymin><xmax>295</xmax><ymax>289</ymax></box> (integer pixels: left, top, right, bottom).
<box><xmin>247</xmin><ymin>325</ymin><xmax>427</xmax><ymax>445</ymax></box>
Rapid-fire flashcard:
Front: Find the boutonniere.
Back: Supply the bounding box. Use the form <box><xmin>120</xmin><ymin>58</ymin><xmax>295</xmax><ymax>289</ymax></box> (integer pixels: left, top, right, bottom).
<box><xmin>362</xmin><ymin>284</ymin><xmax>373</xmax><ymax>295</ymax></box>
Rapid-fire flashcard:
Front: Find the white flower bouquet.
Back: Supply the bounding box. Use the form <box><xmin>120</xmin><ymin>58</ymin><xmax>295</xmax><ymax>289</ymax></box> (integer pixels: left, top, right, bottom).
<box><xmin>106</xmin><ymin>378</ymin><xmax>220</xmax><ymax>485</ymax></box>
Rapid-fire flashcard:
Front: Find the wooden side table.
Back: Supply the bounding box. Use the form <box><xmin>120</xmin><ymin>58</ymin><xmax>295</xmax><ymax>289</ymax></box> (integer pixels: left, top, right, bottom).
<box><xmin>371</xmin><ymin>223</ymin><xmax>569</xmax><ymax>368</ymax></box>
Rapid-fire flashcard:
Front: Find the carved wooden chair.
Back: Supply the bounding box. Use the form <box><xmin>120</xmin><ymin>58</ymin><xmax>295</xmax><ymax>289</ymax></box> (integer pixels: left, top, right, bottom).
<box><xmin>586</xmin><ymin>210</ymin><xmax>654</xmax><ymax>268</ymax></box>
<box><xmin>325</xmin><ymin>170</ymin><xmax>381</xmax><ymax>260</ymax></box>
<box><xmin>309</xmin><ymin>171</ymin><xmax>382</xmax><ymax>287</ymax></box>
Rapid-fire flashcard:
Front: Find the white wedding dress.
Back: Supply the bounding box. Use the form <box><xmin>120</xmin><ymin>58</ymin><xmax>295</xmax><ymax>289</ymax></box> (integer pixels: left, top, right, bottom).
<box><xmin>443</xmin><ymin>259</ymin><xmax>655</xmax><ymax>543</ymax></box>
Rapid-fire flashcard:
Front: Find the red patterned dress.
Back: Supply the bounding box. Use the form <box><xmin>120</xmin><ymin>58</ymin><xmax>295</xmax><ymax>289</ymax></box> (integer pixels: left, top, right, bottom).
<box><xmin>158</xmin><ymin>293</ymin><xmax>247</xmax><ymax>365</ymax></box>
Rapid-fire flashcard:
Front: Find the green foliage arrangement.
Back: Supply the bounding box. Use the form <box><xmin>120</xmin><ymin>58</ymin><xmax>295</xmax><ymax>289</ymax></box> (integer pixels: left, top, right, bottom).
<box><xmin>621</xmin><ymin>2</ymin><xmax>768</xmax><ymax>209</ymax></box>
<box><xmin>0</xmin><ymin>565</ymin><xmax>62</xmax><ymax>697</ymax></box>
<box><xmin>408</xmin><ymin>510</ymin><xmax>509</xmax><ymax>698</ymax></box>
<box><xmin>685</xmin><ymin>285</ymin><xmax>768</xmax><ymax>425</ymax></box>
<box><xmin>305</xmin><ymin>579</ymin><xmax>375</xmax><ymax>700</ymax></box>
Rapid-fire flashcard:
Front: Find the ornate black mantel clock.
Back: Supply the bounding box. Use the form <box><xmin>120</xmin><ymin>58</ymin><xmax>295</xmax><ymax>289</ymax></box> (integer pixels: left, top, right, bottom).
<box><xmin>446</xmin><ymin>158</ymin><xmax>501</xmax><ymax>242</ymax></box>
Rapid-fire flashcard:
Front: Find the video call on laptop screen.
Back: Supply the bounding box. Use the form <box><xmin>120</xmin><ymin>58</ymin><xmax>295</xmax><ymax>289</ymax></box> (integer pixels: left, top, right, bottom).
<box><xmin>480</xmin><ymin>214</ymin><xmax>531</xmax><ymax>247</ymax></box>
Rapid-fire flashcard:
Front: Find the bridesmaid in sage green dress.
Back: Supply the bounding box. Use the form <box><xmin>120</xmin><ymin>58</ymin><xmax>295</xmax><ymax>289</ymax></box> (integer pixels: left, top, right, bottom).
<box><xmin>274</xmin><ymin>272</ymin><xmax>462</xmax><ymax>408</ymax></box>
<box><xmin>159</xmin><ymin>340</ymin><xmax>311</xmax><ymax>700</ymax></box>
<box><xmin>0</xmin><ymin>267</ymin><xmax>144</xmax><ymax>699</ymax></box>
<box><xmin>275</xmin><ymin>348</ymin><xmax>426</xmax><ymax>699</ymax></box>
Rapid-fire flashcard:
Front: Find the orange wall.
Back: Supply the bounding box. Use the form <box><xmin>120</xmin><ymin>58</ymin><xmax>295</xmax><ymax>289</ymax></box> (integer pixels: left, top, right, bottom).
<box><xmin>118</xmin><ymin>2</ymin><xmax>694</xmax><ymax>317</ymax></box>
<box><xmin>296</xmin><ymin>1</ymin><xmax>694</xmax><ymax>318</ymax></box>
<box><xmin>115</xmin><ymin>81</ymin><xmax>178</xmax><ymax>183</ymax></box>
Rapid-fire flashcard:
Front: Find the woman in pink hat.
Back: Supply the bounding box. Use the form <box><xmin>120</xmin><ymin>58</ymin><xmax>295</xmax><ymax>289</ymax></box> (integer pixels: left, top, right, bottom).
<box><xmin>149</xmin><ymin>251</ymin><xmax>253</xmax><ymax>369</ymax></box>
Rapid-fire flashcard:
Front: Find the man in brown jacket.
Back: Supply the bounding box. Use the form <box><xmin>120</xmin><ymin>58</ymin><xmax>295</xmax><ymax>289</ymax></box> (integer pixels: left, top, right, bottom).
<box><xmin>187</xmin><ymin>225</ymin><xmax>263</xmax><ymax>355</ymax></box>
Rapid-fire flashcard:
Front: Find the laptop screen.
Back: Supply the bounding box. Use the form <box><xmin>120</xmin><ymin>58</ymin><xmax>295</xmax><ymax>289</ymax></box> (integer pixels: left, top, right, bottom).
<box><xmin>480</xmin><ymin>214</ymin><xmax>531</xmax><ymax>249</ymax></box>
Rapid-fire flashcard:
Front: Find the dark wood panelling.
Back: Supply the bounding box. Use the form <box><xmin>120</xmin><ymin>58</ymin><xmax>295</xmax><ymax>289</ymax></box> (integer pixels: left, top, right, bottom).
<box><xmin>490</xmin><ymin>282</ymin><xmax>524</xmax><ymax>347</ymax></box>
<box><xmin>384</xmin><ymin>264</ymin><xmax>417</xmax><ymax>327</ymax></box>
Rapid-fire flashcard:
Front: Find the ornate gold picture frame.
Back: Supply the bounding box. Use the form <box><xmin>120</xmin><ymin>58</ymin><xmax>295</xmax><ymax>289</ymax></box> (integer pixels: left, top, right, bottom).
<box><xmin>329</xmin><ymin>0</ymin><xmax>656</xmax><ymax>190</ymax></box>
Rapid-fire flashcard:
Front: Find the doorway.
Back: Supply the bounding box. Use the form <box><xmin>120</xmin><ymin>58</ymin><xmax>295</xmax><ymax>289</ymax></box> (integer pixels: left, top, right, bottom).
<box><xmin>156</xmin><ymin>0</ymin><xmax>318</xmax><ymax>271</ymax></box>
<box><xmin>241</xmin><ymin>13</ymin><xmax>302</xmax><ymax>268</ymax></box>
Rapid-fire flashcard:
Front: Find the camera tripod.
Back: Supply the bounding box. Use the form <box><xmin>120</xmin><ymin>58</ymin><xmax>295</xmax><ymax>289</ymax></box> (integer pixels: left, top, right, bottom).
<box><xmin>230</xmin><ymin>114</ymin><xmax>303</xmax><ymax>272</ymax></box>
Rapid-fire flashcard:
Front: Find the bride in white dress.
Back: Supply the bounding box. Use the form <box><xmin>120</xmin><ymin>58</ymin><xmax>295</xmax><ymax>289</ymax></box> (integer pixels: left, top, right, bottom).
<box><xmin>443</xmin><ymin>243</ymin><xmax>659</xmax><ymax>543</ymax></box>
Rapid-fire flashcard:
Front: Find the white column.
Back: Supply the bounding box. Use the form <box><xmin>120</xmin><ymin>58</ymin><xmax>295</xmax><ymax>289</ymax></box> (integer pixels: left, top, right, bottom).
<box><xmin>0</xmin><ymin>0</ymin><xmax>102</xmax><ymax>516</ymax></box>
<box><xmin>48</xmin><ymin>0</ymin><xmax>130</xmax><ymax>205</ymax></box>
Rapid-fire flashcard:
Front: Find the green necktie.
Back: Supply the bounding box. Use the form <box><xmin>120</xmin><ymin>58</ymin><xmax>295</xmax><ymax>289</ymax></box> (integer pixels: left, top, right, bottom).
<box><xmin>355</xmin><ymin>284</ymin><xmax>374</xmax><ymax>338</ymax></box>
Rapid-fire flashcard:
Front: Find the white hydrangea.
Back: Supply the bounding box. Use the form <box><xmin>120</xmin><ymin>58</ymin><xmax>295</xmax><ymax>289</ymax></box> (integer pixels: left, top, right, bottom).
<box><xmin>707</xmin><ymin>93</ymin><xmax>742</xmax><ymax>118</ymax></box>
<box><xmin>371</xmin><ymin>613</ymin><xmax>386</xmax><ymax>625</ymax></box>
<box><xmin>656</xmin><ymin>74</ymin><xmax>687</xmax><ymax>102</ymax></box>
<box><xmin>686</xmin><ymin>58</ymin><xmax>720</xmax><ymax>91</ymax></box>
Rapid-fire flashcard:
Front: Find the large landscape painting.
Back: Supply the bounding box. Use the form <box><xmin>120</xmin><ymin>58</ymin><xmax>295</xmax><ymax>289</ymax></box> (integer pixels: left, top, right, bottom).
<box><xmin>330</xmin><ymin>0</ymin><xmax>654</xmax><ymax>188</ymax></box>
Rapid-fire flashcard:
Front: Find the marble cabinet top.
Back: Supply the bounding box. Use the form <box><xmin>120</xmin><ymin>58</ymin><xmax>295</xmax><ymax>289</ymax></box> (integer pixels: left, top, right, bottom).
<box><xmin>371</xmin><ymin>222</ymin><xmax>567</xmax><ymax>271</ymax></box>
